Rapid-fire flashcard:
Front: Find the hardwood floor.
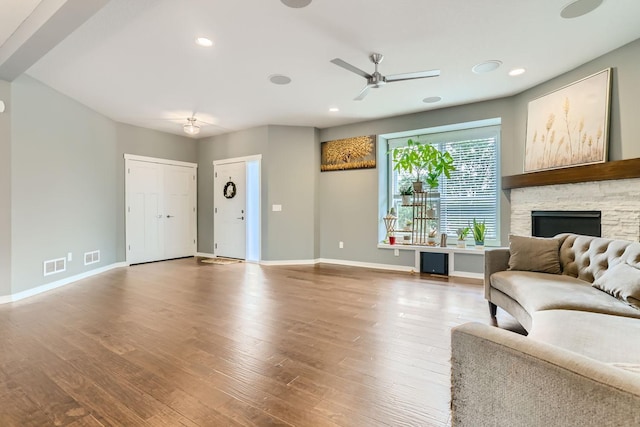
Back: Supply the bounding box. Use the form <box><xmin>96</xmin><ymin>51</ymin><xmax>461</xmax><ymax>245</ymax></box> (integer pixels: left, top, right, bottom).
<box><xmin>0</xmin><ymin>258</ymin><xmax>520</xmax><ymax>426</ymax></box>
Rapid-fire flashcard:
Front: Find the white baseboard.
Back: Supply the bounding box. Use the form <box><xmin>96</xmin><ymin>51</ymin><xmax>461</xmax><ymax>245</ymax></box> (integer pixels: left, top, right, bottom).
<box><xmin>196</xmin><ymin>252</ymin><xmax>216</xmax><ymax>258</ymax></box>
<box><xmin>317</xmin><ymin>258</ymin><xmax>415</xmax><ymax>272</ymax></box>
<box><xmin>260</xmin><ymin>259</ymin><xmax>319</xmax><ymax>266</ymax></box>
<box><xmin>0</xmin><ymin>262</ymin><xmax>128</xmax><ymax>305</ymax></box>
<box><xmin>259</xmin><ymin>258</ymin><xmax>413</xmax><ymax>272</ymax></box>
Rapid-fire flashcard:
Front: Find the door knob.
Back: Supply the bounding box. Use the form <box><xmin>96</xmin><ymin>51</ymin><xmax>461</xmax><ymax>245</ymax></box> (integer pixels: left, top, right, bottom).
<box><xmin>166</xmin><ymin>215</ymin><xmax>174</xmax><ymax>218</ymax></box>
<box><xmin>237</xmin><ymin>216</ymin><xmax>244</xmax><ymax>220</ymax></box>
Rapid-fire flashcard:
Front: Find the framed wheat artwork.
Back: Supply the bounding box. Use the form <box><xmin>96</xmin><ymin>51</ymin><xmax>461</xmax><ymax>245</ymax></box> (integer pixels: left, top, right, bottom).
<box><xmin>320</xmin><ymin>135</ymin><xmax>376</xmax><ymax>171</ymax></box>
<box><xmin>524</xmin><ymin>68</ymin><xmax>611</xmax><ymax>172</ymax></box>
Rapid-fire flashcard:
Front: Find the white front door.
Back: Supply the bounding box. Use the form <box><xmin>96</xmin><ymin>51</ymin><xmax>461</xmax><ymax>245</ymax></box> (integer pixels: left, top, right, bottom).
<box><xmin>214</xmin><ymin>161</ymin><xmax>246</xmax><ymax>259</ymax></box>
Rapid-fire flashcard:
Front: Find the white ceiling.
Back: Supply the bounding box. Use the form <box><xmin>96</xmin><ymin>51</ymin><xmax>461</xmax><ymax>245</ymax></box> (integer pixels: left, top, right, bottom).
<box><xmin>0</xmin><ymin>0</ymin><xmax>42</xmax><ymax>46</ymax></box>
<box><xmin>7</xmin><ymin>0</ymin><xmax>640</xmax><ymax>138</ymax></box>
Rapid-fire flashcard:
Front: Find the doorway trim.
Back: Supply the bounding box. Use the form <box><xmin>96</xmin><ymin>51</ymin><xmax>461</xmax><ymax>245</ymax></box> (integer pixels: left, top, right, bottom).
<box><xmin>213</xmin><ymin>155</ymin><xmax>262</xmax><ymax>263</ymax></box>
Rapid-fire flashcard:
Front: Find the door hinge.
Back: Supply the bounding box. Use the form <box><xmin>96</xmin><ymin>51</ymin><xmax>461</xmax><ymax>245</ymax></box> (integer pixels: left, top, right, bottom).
<box><xmin>215</xmin><ymin>172</ymin><xmax>217</xmax><ymax>178</ymax></box>
<box><xmin>193</xmin><ymin>175</ymin><xmax>195</xmax><ymax>180</ymax></box>
<box><xmin>215</xmin><ymin>207</ymin><xmax>217</xmax><ymax>214</ymax></box>
<box><xmin>127</xmin><ymin>206</ymin><xmax>130</xmax><ymax>213</ymax></box>
<box><xmin>215</xmin><ymin>243</ymin><xmax>217</xmax><ymax>249</ymax></box>
<box><xmin>128</xmin><ymin>168</ymin><xmax>130</xmax><ymax>174</ymax></box>
<box><xmin>128</xmin><ymin>245</ymin><xmax>131</xmax><ymax>251</ymax></box>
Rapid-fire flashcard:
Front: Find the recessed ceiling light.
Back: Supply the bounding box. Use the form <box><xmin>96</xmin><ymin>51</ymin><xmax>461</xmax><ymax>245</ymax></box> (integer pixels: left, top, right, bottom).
<box><xmin>509</xmin><ymin>68</ymin><xmax>526</xmax><ymax>76</ymax></box>
<box><xmin>329</xmin><ymin>107</ymin><xmax>339</xmax><ymax>112</ymax></box>
<box><xmin>561</xmin><ymin>0</ymin><xmax>603</xmax><ymax>19</ymax></box>
<box><xmin>195</xmin><ymin>37</ymin><xmax>213</xmax><ymax>47</ymax></box>
<box><xmin>423</xmin><ymin>96</ymin><xmax>442</xmax><ymax>104</ymax></box>
<box><xmin>281</xmin><ymin>0</ymin><xmax>312</xmax><ymax>8</ymax></box>
<box><xmin>269</xmin><ymin>74</ymin><xmax>292</xmax><ymax>85</ymax></box>
<box><xmin>472</xmin><ymin>60</ymin><xmax>502</xmax><ymax>74</ymax></box>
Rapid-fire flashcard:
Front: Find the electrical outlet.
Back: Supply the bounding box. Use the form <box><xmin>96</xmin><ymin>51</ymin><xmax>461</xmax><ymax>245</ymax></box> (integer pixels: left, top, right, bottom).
<box><xmin>394</xmin><ymin>249</ymin><xmax>399</xmax><ymax>256</ymax></box>
<box><xmin>67</xmin><ymin>252</ymin><xmax>72</xmax><ymax>261</ymax></box>
<box><xmin>339</xmin><ymin>241</ymin><xmax>344</xmax><ymax>249</ymax></box>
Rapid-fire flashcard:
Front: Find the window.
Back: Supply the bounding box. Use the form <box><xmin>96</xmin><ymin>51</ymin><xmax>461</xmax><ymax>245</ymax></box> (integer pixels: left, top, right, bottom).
<box><xmin>388</xmin><ymin>125</ymin><xmax>500</xmax><ymax>245</ymax></box>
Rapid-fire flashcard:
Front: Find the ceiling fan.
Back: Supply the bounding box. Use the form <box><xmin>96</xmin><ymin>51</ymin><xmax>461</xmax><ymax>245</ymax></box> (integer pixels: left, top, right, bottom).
<box><xmin>330</xmin><ymin>53</ymin><xmax>440</xmax><ymax>101</ymax></box>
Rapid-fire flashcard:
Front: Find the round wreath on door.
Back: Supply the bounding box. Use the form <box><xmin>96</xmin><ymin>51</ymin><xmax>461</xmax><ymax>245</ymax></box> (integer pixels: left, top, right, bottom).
<box><xmin>223</xmin><ymin>181</ymin><xmax>236</xmax><ymax>199</ymax></box>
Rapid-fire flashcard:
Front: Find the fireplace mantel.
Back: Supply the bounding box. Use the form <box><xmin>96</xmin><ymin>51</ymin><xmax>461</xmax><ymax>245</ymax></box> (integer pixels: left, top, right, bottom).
<box><xmin>502</xmin><ymin>158</ymin><xmax>640</xmax><ymax>190</ymax></box>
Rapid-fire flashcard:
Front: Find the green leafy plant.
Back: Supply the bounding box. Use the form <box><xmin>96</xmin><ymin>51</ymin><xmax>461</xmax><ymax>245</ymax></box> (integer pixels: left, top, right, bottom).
<box><xmin>472</xmin><ymin>218</ymin><xmax>486</xmax><ymax>242</ymax></box>
<box><xmin>389</xmin><ymin>139</ymin><xmax>437</xmax><ymax>185</ymax></box>
<box><xmin>399</xmin><ymin>185</ymin><xmax>413</xmax><ymax>196</ymax></box>
<box><xmin>425</xmin><ymin>149</ymin><xmax>456</xmax><ymax>191</ymax></box>
<box><xmin>456</xmin><ymin>226</ymin><xmax>471</xmax><ymax>240</ymax></box>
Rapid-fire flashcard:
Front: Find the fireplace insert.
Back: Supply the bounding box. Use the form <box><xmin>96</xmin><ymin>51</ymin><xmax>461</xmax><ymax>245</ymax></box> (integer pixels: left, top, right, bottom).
<box><xmin>531</xmin><ymin>211</ymin><xmax>601</xmax><ymax>238</ymax></box>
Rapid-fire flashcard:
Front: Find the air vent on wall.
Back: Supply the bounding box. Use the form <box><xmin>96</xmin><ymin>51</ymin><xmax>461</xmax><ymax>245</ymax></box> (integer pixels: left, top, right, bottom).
<box><xmin>44</xmin><ymin>258</ymin><xmax>66</xmax><ymax>276</ymax></box>
<box><xmin>84</xmin><ymin>250</ymin><xmax>100</xmax><ymax>265</ymax></box>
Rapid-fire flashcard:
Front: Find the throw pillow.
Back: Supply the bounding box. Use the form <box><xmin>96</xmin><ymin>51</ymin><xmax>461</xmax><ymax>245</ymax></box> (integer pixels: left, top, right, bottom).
<box><xmin>508</xmin><ymin>234</ymin><xmax>561</xmax><ymax>274</ymax></box>
<box><xmin>592</xmin><ymin>262</ymin><xmax>640</xmax><ymax>310</ymax></box>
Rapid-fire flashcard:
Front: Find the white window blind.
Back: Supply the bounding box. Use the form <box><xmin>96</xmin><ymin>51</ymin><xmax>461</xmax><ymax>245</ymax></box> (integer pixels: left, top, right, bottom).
<box><xmin>388</xmin><ymin>125</ymin><xmax>500</xmax><ymax>244</ymax></box>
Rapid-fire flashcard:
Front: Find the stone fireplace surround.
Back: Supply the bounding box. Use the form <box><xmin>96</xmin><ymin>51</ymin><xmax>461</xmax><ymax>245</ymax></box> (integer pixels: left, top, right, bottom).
<box><xmin>510</xmin><ymin>178</ymin><xmax>640</xmax><ymax>242</ymax></box>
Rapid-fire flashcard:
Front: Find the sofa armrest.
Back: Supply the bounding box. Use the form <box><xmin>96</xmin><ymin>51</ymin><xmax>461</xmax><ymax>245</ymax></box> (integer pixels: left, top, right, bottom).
<box><xmin>484</xmin><ymin>248</ymin><xmax>510</xmax><ymax>300</ymax></box>
<box><xmin>451</xmin><ymin>323</ymin><xmax>640</xmax><ymax>427</ymax></box>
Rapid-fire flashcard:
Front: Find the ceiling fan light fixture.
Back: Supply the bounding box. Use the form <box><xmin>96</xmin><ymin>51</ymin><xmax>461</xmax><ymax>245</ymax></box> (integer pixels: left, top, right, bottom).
<box><xmin>183</xmin><ymin>118</ymin><xmax>201</xmax><ymax>136</ymax></box>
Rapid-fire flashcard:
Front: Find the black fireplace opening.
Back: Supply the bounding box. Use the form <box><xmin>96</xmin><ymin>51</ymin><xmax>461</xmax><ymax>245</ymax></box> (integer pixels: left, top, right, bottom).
<box><xmin>531</xmin><ymin>211</ymin><xmax>601</xmax><ymax>238</ymax></box>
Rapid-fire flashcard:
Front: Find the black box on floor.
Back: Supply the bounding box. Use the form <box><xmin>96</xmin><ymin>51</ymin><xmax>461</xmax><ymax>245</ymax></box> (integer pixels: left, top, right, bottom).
<box><xmin>420</xmin><ymin>252</ymin><xmax>449</xmax><ymax>275</ymax></box>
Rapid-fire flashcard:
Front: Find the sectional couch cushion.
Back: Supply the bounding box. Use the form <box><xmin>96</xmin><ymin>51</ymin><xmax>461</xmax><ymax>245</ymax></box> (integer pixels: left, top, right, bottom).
<box><xmin>491</xmin><ymin>270</ymin><xmax>640</xmax><ymax>319</ymax></box>
<box><xmin>593</xmin><ymin>261</ymin><xmax>640</xmax><ymax>309</ymax></box>
<box><xmin>528</xmin><ymin>310</ymin><xmax>640</xmax><ymax>364</ymax></box>
<box><xmin>508</xmin><ymin>234</ymin><xmax>561</xmax><ymax>274</ymax></box>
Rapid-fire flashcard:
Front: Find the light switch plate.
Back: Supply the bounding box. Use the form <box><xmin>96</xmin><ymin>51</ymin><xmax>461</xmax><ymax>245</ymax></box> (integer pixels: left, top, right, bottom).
<box><xmin>272</xmin><ymin>204</ymin><xmax>282</xmax><ymax>212</ymax></box>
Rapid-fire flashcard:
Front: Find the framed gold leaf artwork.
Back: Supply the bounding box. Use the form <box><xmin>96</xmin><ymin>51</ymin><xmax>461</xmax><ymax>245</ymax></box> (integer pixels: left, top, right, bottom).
<box><xmin>524</xmin><ymin>68</ymin><xmax>611</xmax><ymax>172</ymax></box>
<box><xmin>321</xmin><ymin>135</ymin><xmax>376</xmax><ymax>171</ymax></box>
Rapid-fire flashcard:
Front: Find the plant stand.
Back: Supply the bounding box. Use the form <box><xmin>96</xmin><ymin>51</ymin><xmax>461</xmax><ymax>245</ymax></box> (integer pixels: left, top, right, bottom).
<box><xmin>411</xmin><ymin>191</ymin><xmax>440</xmax><ymax>246</ymax></box>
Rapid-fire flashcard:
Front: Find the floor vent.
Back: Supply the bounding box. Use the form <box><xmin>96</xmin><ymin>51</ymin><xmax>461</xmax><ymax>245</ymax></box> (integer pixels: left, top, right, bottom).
<box><xmin>44</xmin><ymin>258</ymin><xmax>66</xmax><ymax>276</ymax></box>
<box><xmin>84</xmin><ymin>250</ymin><xmax>100</xmax><ymax>265</ymax></box>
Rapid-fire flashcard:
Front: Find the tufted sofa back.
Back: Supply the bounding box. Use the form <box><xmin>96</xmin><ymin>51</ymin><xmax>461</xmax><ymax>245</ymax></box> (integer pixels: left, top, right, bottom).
<box><xmin>558</xmin><ymin>234</ymin><xmax>640</xmax><ymax>283</ymax></box>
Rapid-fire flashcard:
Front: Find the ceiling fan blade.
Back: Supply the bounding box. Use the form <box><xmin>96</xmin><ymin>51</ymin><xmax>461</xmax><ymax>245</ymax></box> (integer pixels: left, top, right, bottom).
<box><xmin>354</xmin><ymin>85</ymin><xmax>371</xmax><ymax>101</ymax></box>
<box><xmin>386</xmin><ymin>69</ymin><xmax>441</xmax><ymax>83</ymax></box>
<box><xmin>331</xmin><ymin>58</ymin><xmax>372</xmax><ymax>79</ymax></box>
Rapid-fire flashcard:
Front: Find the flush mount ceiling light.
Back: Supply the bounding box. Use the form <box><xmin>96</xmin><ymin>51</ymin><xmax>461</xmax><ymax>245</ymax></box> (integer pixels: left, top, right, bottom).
<box><xmin>0</xmin><ymin>100</ymin><xmax>5</xmax><ymax>113</ymax></box>
<box><xmin>329</xmin><ymin>107</ymin><xmax>339</xmax><ymax>112</ymax></box>
<box><xmin>269</xmin><ymin>74</ymin><xmax>292</xmax><ymax>85</ymax></box>
<box><xmin>561</xmin><ymin>0</ymin><xmax>603</xmax><ymax>19</ymax></box>
<box><xmin>281</xmin><ymin>0</ymin><xmax>312</xmax><ymax>8</ymax></box>
<box><xmin>472</xmin><ymin>60</ymin><xmax>502</xmax><ymax>74</ymax></box>
<box><xmin>509</xmin><ymin>68</ymin><xmax>526</xmax><ymax>76</ymax></box>
<box><xmin>423</xmin><ymin>96</ymin><xmax>442</xmax><ymax>104</ymax></box>
<box><xmin>195</xmin><ymin>37</ymin><xmax>213</xmax><ymax>47</ymax></box>
<box><xmin>183</xmin><ymin>117</ymin><xmax>201</xmax><ymax>136</ymax></box>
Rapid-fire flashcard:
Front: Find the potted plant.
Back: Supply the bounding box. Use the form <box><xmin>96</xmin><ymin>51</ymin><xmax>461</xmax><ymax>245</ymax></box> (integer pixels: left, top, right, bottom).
<box><xmin>424</xmin><ymin>148</ymin><xmax>456</xmax><ymax>215</ymax></box>
<box><xmin>456</xmin><ymin>226</ymin><xmax>471</xmax><ymax>248</ymax></box>
<box><xmin>472</xmin><ymin>218</ymin><xmax>486</xmax><ymax>249</ymax></box>
<box><xmin>427</xmin><ymin>226</ymin><xmax>438</xmax><ymax>246</ymax></box>
<box><xmin>399</xmin><ymin>185</ymin><xmax>413</xmax><ymax>205</ymax></box>
<box><xmin>390</xmin><ymin>139</ymin><xmax>438</xmax><ymax>192</ymax></box>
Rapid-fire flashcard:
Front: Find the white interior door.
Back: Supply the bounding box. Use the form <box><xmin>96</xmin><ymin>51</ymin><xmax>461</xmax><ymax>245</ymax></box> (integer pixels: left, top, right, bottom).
<box><xmin>126</xmin><ymin>156</ymin><xmax>197</xmax><ymax>264</ymax></box>
<box><xmin>126</xmin><ymin>160</ymin><xmax>164</xmax><ymax>264</ymax></box>
<box><xmin>214</xmin><ymin>161</ymin><xmax>246</xmax><ymax>259</ymax></box>
<box><xmin>164</xmin><ymin>165</ymin><xmax>196</xmax><ymax>259</ymax></box>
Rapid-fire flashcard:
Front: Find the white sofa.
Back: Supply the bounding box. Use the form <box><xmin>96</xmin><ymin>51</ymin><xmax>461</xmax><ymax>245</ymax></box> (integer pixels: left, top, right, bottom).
<box><xmin>451</xmin><ymin>233</ymin><xmax>640</xmax><ymax>426</ymax></box>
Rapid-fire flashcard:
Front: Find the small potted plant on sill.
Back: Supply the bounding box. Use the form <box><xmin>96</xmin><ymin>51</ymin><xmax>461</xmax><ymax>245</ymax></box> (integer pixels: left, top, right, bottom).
<box><xmin>472</xmin><ymin>218</ymin><xmax>486</xmax><ymax>249</ymax></box>
<box><xmin>456</xmin><ymin>226</ymin><xmax>471</xmax><ymax>248</ymax></box>
<box><xmin>427</xmin><ymin>226</ymin><xmax>438</xmax><ymax>246</ymax></box>
<box><xmin>399</xmin><ymin>185</ymin><xmax>413</xmax><ymax>205</ymax></box>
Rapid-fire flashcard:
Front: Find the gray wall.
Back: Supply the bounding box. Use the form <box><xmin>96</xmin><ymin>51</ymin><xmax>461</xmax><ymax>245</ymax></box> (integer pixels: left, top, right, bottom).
<box><xmin>0</xmin><ymin>80</ymin><xmax>11</xmax><ymax>296</ymax></box>
<box><xmin>197</xmin><ymin>125</ymin><xmax>318</xmax><ymax>261</ymax></box>
<box><xmin>319</xmin><ymin>98</ymin><xmax>515</xmax><ymax>265</ymax></box>
<box><xmin>511</xmin><ymin>37</ymin><xmax>640</xmax><ymax>168</ymax></box>
<box><xmin>8</xmin><ymin>75</ymin><xmax>195</xmax><ymax>295</ymax></box>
